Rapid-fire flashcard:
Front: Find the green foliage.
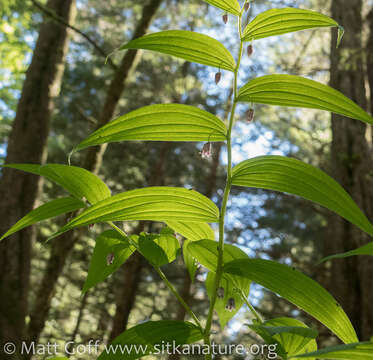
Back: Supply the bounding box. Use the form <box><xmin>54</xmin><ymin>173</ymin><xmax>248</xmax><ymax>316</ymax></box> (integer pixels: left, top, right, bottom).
<box><xmin>97</xmin><ymin>320</ymin><xmax>203</xmax><ymax>360</ymax></box>
<box><xmin>319</xmin><ymin>241</ymin><xmax>373</xmax><ymax>263</ymax></box>
<box><xmin>294</xmin><ymin>342</ymin><xmax>373</xmax><ymax>359</ymax></box>
<box><xmin>242</xmin><ymin>8</ymin><xmax>339</xmax><ymax>42</ymax></box>
<box><xmin>249</xmin><ymin>317</ymin><xmax>318</xmax><ymax>359</ymax></box>
<box><xmin>0</xmin><ymin>197</ymin><xmax>85</xmax><ymax>241</ymax></box>
<box><xmin>120</xmin><ymin>30</ymin><xmax>236</xmax><ymax>71</ymax></box>
<box><xmin>83</xmin><ymin>230</ymin><xmax>136</xmax><ymax>293</ymax></box>
<box><xmin>49</xmin><ymin>187</ymin><xmax>219</xmax><ymax>239</ymax></box>
<box><xmin>3</xmin><ymin>164</ymin><xmax>111</xmax><ymax>204</ymax></box>
<box><xmin>201</xmin><ymin>0</ymin><xmax>241</xmax><ymax>16</ymax></box>
<box><xmin>231</xmin><ymin>155</ymin><xmax>373</xmax><ymax>237</ymax></box>
<box><xmin>237</xmin><ymin>75</ymin><xmax>373</xmax><ymax>125</ymax></box>
<box><xmin>72</xmin><ymin>104</ymin><xmax>227</xmax><ymax>154</ymax></box>
<box><xmin>224</xmin><ymin>259</ymin><xmax>358</xmax><ymax>344</ymax></box>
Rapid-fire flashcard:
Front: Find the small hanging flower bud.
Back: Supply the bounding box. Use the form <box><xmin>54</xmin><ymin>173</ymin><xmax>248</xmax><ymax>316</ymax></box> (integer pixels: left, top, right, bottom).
<box><xmin>247</xmin><ymin>108</ymin><xmax>255</xmax><ymax>122</ymax></box>
<box><xmin>200</xmin><ymin>142</ymin><xmax>212</xmax><ymax>159</ymax></box>
<box><xmin>217</xmin><ymin>287</ymin><xmax>225</xmax><ymax>298</ymax></box>
<box><xmin>106</xmin><ymin>253</ymin><xmax>115</xmax><ymax>265</ymax></box>
<box><xmin>225</xmin><ymin>297</ymin><xmax>236</xmax><ymax>312</ymax></box>
<box><xmin>244</xmin><ymin>2</ymin><xmax>250</xmax><ymax>11</ymax></box>
<box><xmin>247</xmin><ymin>44</ymin><xmax>253</xmax><ymax>57</ymax></box>
<box><xmin>89</xmin><ymin>224</ymin><xmax>94</xmax><ymax>230</ymax></box>
<box><xmin>215</xmin><ymin>71</ymin><xmax>222</xmax><ymax>85</ymax></box>
<box><xmin>222</xmin><ymin>13</ymin><xmax>228</xmax><ymax>24</ymax></box>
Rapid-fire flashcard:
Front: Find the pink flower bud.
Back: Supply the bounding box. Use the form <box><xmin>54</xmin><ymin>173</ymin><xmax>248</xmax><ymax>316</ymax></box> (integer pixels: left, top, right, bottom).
<box><xmin>247</xmin><ymin>44</ymin><xmax>253</xmax><ymax>57</ymax></box>
<box><xmin>200</xmin><ymin>142</ymin><xmax>212</xmax><ymax>159</ymax></box>
<box><xmin>225</xmin><ymin>297</ymin><xmax>236</xmax><ymax>312</ymax></box>
<box><xmin>223</xmin><ymin>14</ymin><xmax>228</xmax><ymax>24</ymax></box>
<box><xmin>217</xmin><ymin>287</ymin><xmax>225</xmax><ymax>298</ymax></box>
<box><xmin>244</xmin><ymin>2</ymin><xmax>250</xmax><ymax>11</ymax></box>
<box><xmin>215</xmin><ymin>72</ymin><xmax>222</xmax><ymax>85</ymax></box>
<box><xmin>247</xmin><ymin>108</ymin><xmax>255</xmax><ymax>122</ymax></box>
<box><xmin>106</xmin><ymin>253</ymin><xmax>115</xmax><ymax>265</ymax></box>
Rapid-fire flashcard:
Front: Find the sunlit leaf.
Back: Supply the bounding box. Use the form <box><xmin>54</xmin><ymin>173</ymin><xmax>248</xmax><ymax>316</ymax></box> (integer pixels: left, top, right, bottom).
<box><xmin>237</xmin><ymin>75</ymin><xmax>373</xmax><ymax>125</ymax></box>
<box><xmin>0</xmin><ymin>197</ymin><xmax>85</xmax><ymax>241</ymax></box>
<box><xmin>232</xmin><ymin>156</ymin><xmax>373</xmax><ymax>237</ymax></box>
<box><xmin>294</xmin><ymin>342</ymin><xmax>373</xmax><ymax>359</ymax></box>
<box><xmin>98</xmin><ymin>321</ymin><xmax>203</xmax><ymax>360</ymax></box>
<box><xmin>224</xmin><ymin>259</ymin><xmax>358</xmax><ymax>344</ymax></box>
<box><xmin>202</xmin><ymin>0</ymin><xmax>241</xmax><ymax>16</ymax></box>
<box><xmin>49</xmin><ymin>188</ymin><xmax>219</xmax><ymax>240</ymax></box>
<box><xmin>319</xmin><ymin>242</ymin><xmax>373</xmax><ymax>263</ymax></box>
<box><xmin>83</xmin><ymin>230</ymin><xmax>136</xmax><ymax>293</ymax></box>
<box><xmin>242</xmin><ymin>8</ymin><xmax>339</xmax><ymax>42</ymax></box>
<box><xmin>3</xmin><ymin>164</ymin><xmax>111</xmax><ymax>204</ymax></box>
<box><xmin>166</xmin><ymin>221</ymin><xmax>215</xmax><ymax>241</ymax></box>
<box><xmin>249</xmin><ymin>317</ymin><xmax>318</xmax><ymax>359</ymax></box>
<box><xmin>72</xmin><ymin>104</ymin><xmax>227</xmax><ymax>153</ymax></box>
<box><xmin>120</xmin><ymin>30</ymin><xmax>236</xmax><ymax>71</ymax></box>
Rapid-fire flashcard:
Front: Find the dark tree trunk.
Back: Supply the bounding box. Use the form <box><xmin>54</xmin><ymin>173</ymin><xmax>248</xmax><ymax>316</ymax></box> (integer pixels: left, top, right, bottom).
<box><xmin>0</xmin><ymin>0</ymin><xmax>76</xmax><ymax>356</ymax></box>
<box><xmin>25</xmin><ymin>0</ymin><xmax>163</xmax><ymax>346</ymax></box>
<box><xmin>324</xmin><ymin>0</ymin><xmax>373</xmax><ymax>340</ymax></box>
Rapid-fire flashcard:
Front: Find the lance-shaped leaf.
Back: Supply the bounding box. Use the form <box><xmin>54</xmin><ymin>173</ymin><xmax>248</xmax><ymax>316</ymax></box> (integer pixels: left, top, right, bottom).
<box><xmin>202</xmin><ymin>0</ymin><xmax>241</xmax><ymax>16</ymax></box>
<box><xmin>237</xmin><ymin>75</ymin><xmax>373</xmax><ymax>125</ymax></box>
<box><xmin>0</xmin><ymin>197</ymin><xmax>86</xmax><ymax>242</ymax></box>
<box><xmin>98</xmin><ymin>321</ymin><xmax>203</xmax><ymax>360</ymax></box>
<box><xmin>72</xmin><ymin>104</ymin><xmax>227</xmax><ymax>153</ymax></box>
<box><xmin>83</xmin><ymin>230</ymin><xmax>136</xmax><ymax>293</ymax></box>
<box><xmin>294</xmin><ymin>342</ymin><xmax>373</xmax><ymax>359</ymax></box>
<box><xmin>120</xmin><ymin>30</ymin><xmax>236</xmax><ymax>72</ymax></box>
<box><xmin>3</xmin><ymin>164</ymin><xmax>111</xmax><ymax>204</ymax></box>
<box><xmin>167</xmin><ymin>221</ymin><xmax>215</xmax><ymax>281</ymax></box>
<box><xmin>232</xmin><ymin>156</ymin><xmax>373</xmax><ymax>237</ymax></box>
<box><xmin>249</xmin><ymin>317</ymin><xmax>318</xmax><ymax>359</ymax></box>
<box><xmin>319</xmin><ymin>242</ymin><xmax>373</xmax><ymax>263</ymax></box>
<box><xmin>242</xmin><ymin>8</ymin><xmax>340</xmax><ymax>42</ymax></box>
<box><xmin>224</xmin><ymin>259</ymin><xmax>358</xmax><ymax>344</ymax></box>
<box><xmin>50</xmin><ymin>187</ymin><xmax>219</xmax><ymax>239</ymax></box>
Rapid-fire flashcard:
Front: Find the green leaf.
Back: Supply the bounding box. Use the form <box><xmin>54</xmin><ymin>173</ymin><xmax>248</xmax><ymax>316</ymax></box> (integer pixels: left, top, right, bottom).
<box><xmin>206</xmin><ymin>271</ymin><xmax>250</xmax><ymax>329</ymax></box>
<box><xmin>224</xmin><ymin>259</ymin><xmax>358</xmax><ymax>344</ymax></box>
<box><xmin>166</xmin><ymin>221</ymin><xmax>215</xmax><ymax>241</ymax></box>
<box><xmin>98</xmin><ymin>321</ymin><xmax>203</xmax><ymax>360</ymax></box>
<box><xmin>83</xmin><ymin>230</ymin><xmax>136</xmax><ymax>293</ymax></box>
<box><xmin>0</xmin><ymin>197</ymin><xmax>85</xmax><ymax>241</ymax></box>
<box><xmin>319</xmin><ymin>242</ymin><xmax>373</xmax><ymax>263</ymax></box>
<box><xmin>50</xmin><ymin>187</ymin><xmax>219</xmax><ymax>239</ymax></box>
<box><xmin>202</xmin><ymin>0</ymin><xmax>241</xmax><ymax>16</ymax></box>
<box><xmin>242</xmin><ymin>8</ymin><xmax>338</xmax><ymax>42</ymax></box>
<box><xmin>73</xmin><ymin>104</ymin><xmax>227</xmax><ymax>153</ymax></box>
<box><xmin>232</xmin><ymin>155</ymin><xmax>373</xmax><ymax>237</ymax></box>
<box><xmin>183</xmin><ymin>240</ymin><xmax>198</xmax><ymax>280</ymax></box>
<box><xmin>137</xmin><ymin>231</ymin><xmax>180</xmax><ymax>267</ymax></box>
<box><xmin>3</xmin><ymin>164</ymin><xmax>111</xmax><ymax>204</ymax></box>
<box><xmin>237</xmin><ymin>75</ymin><xmax>373</xmax><ymax>125</ymax></box>
<box><xmin>294</xmin><ymin>342</ymin><xmax>373</xmax><ymax>359</ymax></box>
<box><xmin>166</xmin><ymin>221</ymin><xmax>215</xmax><ymax>281</ymax></box>
<box><xmin>119</xmin><ymin>30</ymin><xmax>236</xmax><ymax>72</ymax></box>
<box><xmin>187</xmin><ymin>239</ymin><xmax>250</xmax><ymax>290</ymax></box>
<box><xmin>249</xmin><ymin>317</ymin><xmax>318</xmax><ymax>359</ymax></box>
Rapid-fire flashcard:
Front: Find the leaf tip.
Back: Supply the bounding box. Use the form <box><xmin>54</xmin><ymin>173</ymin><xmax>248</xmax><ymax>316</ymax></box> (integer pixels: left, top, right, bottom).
<box><xmin>337</xmin><ymin>26</ymin><xmax>344</xmax><ymax>48</ymax></box>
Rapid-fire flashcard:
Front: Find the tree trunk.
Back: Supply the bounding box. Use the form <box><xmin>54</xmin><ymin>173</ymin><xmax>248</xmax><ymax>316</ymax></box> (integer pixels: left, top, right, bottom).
<box><xmin>25</xmin><ymin>0</ymin><xmax>163</xmax><ymax>345</ymax></box>
<box><xmin>0</xmin><ymin>0</ymin><xmax>76</xmax><ymax>356</ymax></box>
<box><xmin>324</xmin><ymin>0</ymin><xmax>373</xmax><ymax>340</ymax></box>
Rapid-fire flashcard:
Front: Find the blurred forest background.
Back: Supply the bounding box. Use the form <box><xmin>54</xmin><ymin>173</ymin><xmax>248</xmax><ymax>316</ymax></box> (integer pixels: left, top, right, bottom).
<box><xmin>1</xmin><ymin>0</ymin><xmax>373</xmax><ymax>359</ymax></box>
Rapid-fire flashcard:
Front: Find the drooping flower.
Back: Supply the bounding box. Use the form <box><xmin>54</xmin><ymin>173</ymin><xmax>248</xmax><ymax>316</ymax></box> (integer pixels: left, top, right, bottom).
<box><xmin>247</xmin><ymin>44</ymin><xmax>253</xmax><ymax>57</ymax></box>
<box><xmin>223</xmin><ymin>13</ymin><xmax>228</xmax><ymax>24</ymax></box>
<box><xmin>225</xmin><ymin>297</ymin><xmax>236</xmax><ymax>312</ymax></box>
<box><xmin>217</xmin><ymin>287</ymin><xmax>225</xmax><ymax>298</ymax></box>
<box><xmin>106</xmin><ymin>253</ymin><xmax>115</xmax><ymax>266</ymax></box>
<box><xmin>247</xmin><ymin>108</ymin><xmax>255</xmax><ymax>122</ymax></box>
<box><xmin>244</xmin><ymin>2</ymin><xmax>250</xmax><ymax>11</ymax></box>
<box><xmin>200</xmin><ymin>142</ymin><xmax>212</xmax><ymax>159</ymax></box>
<box><xmin>215</xmin><ymin>71</ymin><xmax>222</xmax><ymax>85</ymax></box>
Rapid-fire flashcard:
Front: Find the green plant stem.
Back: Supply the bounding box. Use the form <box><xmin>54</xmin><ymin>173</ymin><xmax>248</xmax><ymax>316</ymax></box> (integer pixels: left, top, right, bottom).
<box><xmin>108</xmin><ymin>221</ymin><xmax>202</xmax><ymax>330</ymax></box>
<box><xmin>155</xmin><ymin>267</ymin><xmax>203</xmax><ymax>329</ymax></box>
<box><xmin>240</xmin><ymin>290</ymin><xmax>264</xmax><ymax>323</ymax></box>
<box><xmin>203</xmin><ymin>10</ymin><xmax>245</xmax><ymax>359</ymax></box>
